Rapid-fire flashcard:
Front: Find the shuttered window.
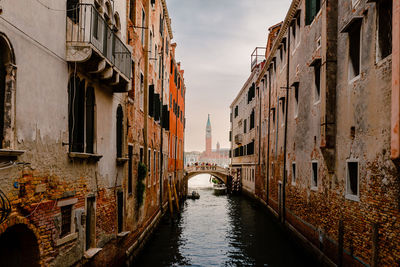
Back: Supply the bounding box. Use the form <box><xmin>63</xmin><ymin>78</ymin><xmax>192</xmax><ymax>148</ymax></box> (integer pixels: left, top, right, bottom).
<box><xmin>116</xmin><ymin>105</ymin><xmax>123</xmax><ymax>158</ymax></box>
<box><xmin>68</xmin><ymin>76</ymin><xmax>95</xmax><ymax>154</ymax></box>
<box><xmin>305</xmin><ymin>0</ymin><xmax>321</xmax><ymax>25</ymax></box>
<box><xmin>129</xmin><ymin>0</ymin><xmax>135</xmax><ymax>23</ymax></box>
<box><xmin>149</xmin><ymin>85</ymin><xmax>154</xmax><ymax>117</ymax></box>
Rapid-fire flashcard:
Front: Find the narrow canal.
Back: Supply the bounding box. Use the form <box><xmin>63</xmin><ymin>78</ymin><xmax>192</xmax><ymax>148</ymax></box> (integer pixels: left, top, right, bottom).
<box><xmin>135</xmin><ymin>174</ymin><xmax>317</xmax><ymax>266</ymax></box>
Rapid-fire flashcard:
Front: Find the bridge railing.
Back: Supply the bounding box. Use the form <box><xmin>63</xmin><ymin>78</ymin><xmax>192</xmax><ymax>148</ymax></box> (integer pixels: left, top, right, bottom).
<box><xmin>185</xmin><ymin>165</ymin><xmax>229</xmax><ymax>174</ymax></box>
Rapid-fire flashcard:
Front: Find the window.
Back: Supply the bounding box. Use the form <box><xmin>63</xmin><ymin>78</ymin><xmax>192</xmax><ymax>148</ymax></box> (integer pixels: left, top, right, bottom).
<box><xmin>128</xmin><ymin>61</ymin><xmax>135</xmax><ymax>99</ymax></box>
<box><xmin>348</xmin><ymin>21</ymin><xmax>362</xmax><ymax>80</ymax></box>
<box><xmin>140</xmin><ymin>73</ymin><xmax>144</xmax><ymax>110</ymax></box>
<box><xmin>141</xmin><ymin>9</ymin><xmax>145</xmax><ymax>46</ymax></box>
<box><xmin>314</xmin><ymin>63</ymin><xmax>321</xmax><ymax>102</ymax></box>
<box><xmin>61</xmin><ymin>205</ymin><xmax>72</xmax><ymax>238</ymax></box>
<box><xmin>67</xmin><ymin>0</ymin><xmax>80</xmax><ymax>23</ymax></box>
<box><xmin>148</xmin><ymin>148</ymin><xmax>151</xmax><ymax>183</ymax></box>
<box><xmin>311</xmin><ymin>161</ymin><xmax>318</xmax><ymax>189</ymax></box>
<box><xmin>116</xmin><ymin>105</ymin><xmax>123</xmax><ymax>158</ymax></box>
<box><xmin>250</xmin><ymin>109</ymin><xmax>255</xmax><ymax>130</ymax></box>
<box><xmin>117</xmin><ymin>191</ymin><xmax>123</xmax><ymax>233</ymax></box>
<box><xmin>376</xmin><ymin>0</ymin><xmax>392</xmax><ymax>61</ymax></box>
<box><xmin>140</xmin><ymin>147</ymin><xmax>143</xmax><ymax>163</ymax></box>
<box><xmin>234</xmin><ymin>106</ymin><xmax>238</xmax><ymax>118</ymax></box>
<box><xmin>305</xmin><ymin>0</ymin><xmax>321</xmax><ymax>25</ymax></box>
<box><xmin>346</xmin><ymin>160</ymin><xmax>359</xmax><ymax>200</ymax></box>
<box><xmin>294</xmin><ymin>83</ymin><xmax>299</xmax><ymax>117</ymax></box>
<box><xmin>128</xmin><ymin>145</ymin><xmax>133</xmax><ymax>194</ymax></box>
<box><xmin>68</xmin><ymin>77</ymin><xmax>95</xmax><ymax>153</ymax></box>
<box><xmin>129</xmin><ymin>0</ymin><xmax>135</xmax><ymax>22</ymax></box>
<box><xmin>279</xmin><ymin>99</ymin><xmax>285</xmax><ymax>127</ymax></box>
<box><xmin>292</xmin><ymin>162</ymin><xmax>296</xmax><ymax>184</ymax></box>
<box><xmin>154</xmin><ymin>150</ymin><xmax>157</xmax><ymax>184</ymax></box>
<box><xmin>244</xmin><ymin>119</ymin><xmax>247</xmax><ymax>134</ymax></box>
<box><xmin>292</xmin><ymin>13</ymin><xmax>301</xmax><ymax>47</ymax></box>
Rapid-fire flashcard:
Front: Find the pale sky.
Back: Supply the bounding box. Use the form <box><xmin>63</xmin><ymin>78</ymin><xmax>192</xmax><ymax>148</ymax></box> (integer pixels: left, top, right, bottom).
<box><xmin>167</xmin><ymin>0</ymin><xmax>292</xmax><ymax>152</ymax></box>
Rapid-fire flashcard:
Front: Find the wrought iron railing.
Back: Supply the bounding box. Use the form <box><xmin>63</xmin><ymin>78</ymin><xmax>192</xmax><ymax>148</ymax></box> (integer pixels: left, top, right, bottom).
<box><xmin>66</xmin><ymin>4</ymin><xmax>131</xmax><ymax>79</ymax></box>
<box><xmin>0</xmin><ymin>188</ymin><xmax>11</xmax><ymax>224</ymax></box>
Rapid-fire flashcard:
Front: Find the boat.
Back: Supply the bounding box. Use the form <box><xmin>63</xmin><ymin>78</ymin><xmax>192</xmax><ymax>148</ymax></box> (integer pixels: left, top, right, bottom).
<box><xmin>187</xmin><ymin>191</ymin><xmax>200</xmax><ymax>199</ymax></box>
<box><xmin>213</xmin><ymin>183</ymin><xmax>227</xmax><ymax>195</ymax></box>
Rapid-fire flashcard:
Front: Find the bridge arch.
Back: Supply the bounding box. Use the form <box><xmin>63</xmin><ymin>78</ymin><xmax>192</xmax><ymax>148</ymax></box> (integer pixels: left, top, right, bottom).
<box><xmin>184</xmin><ymin>165</ymin><xmax>230</xmax><ymax>185</ymax></box>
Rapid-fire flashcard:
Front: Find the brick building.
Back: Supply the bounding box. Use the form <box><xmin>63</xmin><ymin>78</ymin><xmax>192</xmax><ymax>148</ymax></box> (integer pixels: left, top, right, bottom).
<box><xmin>168</xmin><ymin>43</ymin><xmax>186</xmax><ymax>196</ymax></box>
<box><xmin>0</xmin><ymin>0</ymin><xmax>186</xmax><ymax>266</ymax></box>
<box><xmin>231</xmin><ymin>0</ymin><xmax>400</xmax><ymax>266</ymax></box>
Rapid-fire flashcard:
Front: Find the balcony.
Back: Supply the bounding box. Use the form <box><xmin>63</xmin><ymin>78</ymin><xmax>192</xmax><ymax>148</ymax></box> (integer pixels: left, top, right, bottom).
<box><xmin>66</xmin><ymin>4</ymin><xmax>131</xmax><ymax>92</ymax></box>
<box><xmin>234</xmin><ymin>134</ymin><xmax>243</xmax><ymax>145</ymax></box>
<box><xmin>251</xmin><ymin>47</ymin><xmax>266</xmax><ymax>71</ymax></box>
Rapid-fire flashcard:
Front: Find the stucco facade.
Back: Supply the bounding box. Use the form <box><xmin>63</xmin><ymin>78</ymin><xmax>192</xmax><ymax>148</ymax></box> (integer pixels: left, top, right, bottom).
<box><xmin>231</xmin><ymin>0</ymin><xmax>400</xmax><ymax>266</ymax></box>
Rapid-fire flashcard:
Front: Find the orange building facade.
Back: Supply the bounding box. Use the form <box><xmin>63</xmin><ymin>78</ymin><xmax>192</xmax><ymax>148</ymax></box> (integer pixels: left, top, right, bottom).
<box><xmin>168</xmin><ymin>43</ymin><xmax>186</xmax><ymax>194</ymax></box>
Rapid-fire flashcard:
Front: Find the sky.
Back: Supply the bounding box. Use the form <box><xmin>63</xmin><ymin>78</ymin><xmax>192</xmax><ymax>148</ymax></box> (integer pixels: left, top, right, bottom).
<box><xmin>167</xmin><ymin>0</ymin><xmax>292</xmax><ymax>152</ymax></box>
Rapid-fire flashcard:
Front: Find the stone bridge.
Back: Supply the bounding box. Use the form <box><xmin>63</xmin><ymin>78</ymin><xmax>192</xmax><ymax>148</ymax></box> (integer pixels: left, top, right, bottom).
<box><xmin>184</xmin><ymin>165</ymin><xmax>230</xmax><ymax>184</ymax></box>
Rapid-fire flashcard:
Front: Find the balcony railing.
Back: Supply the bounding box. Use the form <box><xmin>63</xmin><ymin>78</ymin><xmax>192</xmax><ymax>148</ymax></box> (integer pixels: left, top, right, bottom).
<box><xmin>66</xmin><ymin>4</ymin><xmax>131</xmax><ymax>79</ymax></box>
<box><xmin>234</xmin><ymin>134</ymin><xmax>243</xmax><ymax>145</ymax></box>
<box><xmin>251</xmin><ymin>47</ymin><xmax>266</xmax><ymax>71</ymax></box>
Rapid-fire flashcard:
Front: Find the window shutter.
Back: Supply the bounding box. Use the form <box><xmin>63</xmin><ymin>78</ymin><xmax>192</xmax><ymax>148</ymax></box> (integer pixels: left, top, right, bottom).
<box><xmin>149</xmin><ymin>85</ymin><xmax>154</xmax><ymax>117</ymax></box>
<box><xmin>116</xmin><ymin>105</ymin><xmax>123</xmax><ymax>158</ymax></box>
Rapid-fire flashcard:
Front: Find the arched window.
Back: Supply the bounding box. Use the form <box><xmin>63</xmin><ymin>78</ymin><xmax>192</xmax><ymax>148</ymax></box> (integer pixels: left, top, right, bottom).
<box><xmin>68</xmin><ymin>76</ymin><xmax>95</xmax><ymax>153</ymax></box>
<box><xmin>116</xmin><ymin>105</ymin><xmax>123</xmax><ymax>158</ymax></box>
<box><xmin>0</xmin><ymin>33</ymin><xmax>16</xmax><ymax>149</ymax></box>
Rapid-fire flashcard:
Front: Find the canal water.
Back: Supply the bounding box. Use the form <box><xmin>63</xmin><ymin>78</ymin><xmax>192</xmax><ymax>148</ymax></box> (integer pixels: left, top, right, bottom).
<box><xmin>134</xmin><ymin>174</ymin><xmax>317</xmax><ymax>267</ymax></box>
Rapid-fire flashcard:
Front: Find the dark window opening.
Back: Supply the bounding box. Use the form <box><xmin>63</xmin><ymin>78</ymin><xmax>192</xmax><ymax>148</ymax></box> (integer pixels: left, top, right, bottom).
<box><xmin>129</xmin><ymin>0</ymin><xmax>135</xmax><ymax>22</ymax></box>
<box><xmin>347</xmin><ymin>161</ymin><xmax>358</xmax><ymax>196</ymax></box>
<box><xmin>250</xmin><ymin>109</ymin><xmax>255</xmax><ymax>129</ymax></box>
<box><xmin>139</xmin><ymin>147</ymin><xmax>143</xmax><ymax>163</ymax></box>
<box><xmin>312</xmin><ymin>162</ymin><xmax>318</xmax><ymax>187</ymax></box>
<box><xmin>86</xmin><ymin>197</ymin><xmax>95</xmax><ymax>249</ymax></box>
<box><xmin>244</xmin><ymin>119</ymin><xmax>247</xmax><ymax>134</ymax></box>
<box><xmin>128</xmin><ymin>146</ymin><xmax>133</xmax><ymax>194</ymax></box>
<box><xmin>149</xmin><ymin>85</ymin><xmax>154</xmax><ymax>117</ymax></box>
<box><xmin>116</xmin><ymin>105</ymin><xmax>123</xmax><ymax>158</ymax></box>
<box><xmin>60</xmin><ymin>205</ymin><xmax>72</xmax><ymax>238</ymax></box>
<box><xmin>234</xmin><ymin>106</ymin><xmax>238</xmax><ymax>118</ymax></box>
<box><xmin>305</xmin><ymin>0</ymin><xmax>321</xmax><ymax>25</ymax></box>
<box><xmin>294</xmin><ymin>83</ymin><xmax>299</xmax><ymax>116</ymax></box>
<box><xmin>314</xmin><ymin>63</ymin><xmax>321</xmax><ymax>101</ymax></box>
<box><xmin>377</xmin><ymin>0</ymin><xmax>392</xmax><ymax>60</ymax></box>
<box><xmin>85</xmin><ymin>87</ymin><xmax>95</xmax><ymax>154</ymax></box>
<box><xmin>67</xmin><ymin>0</ymin><xmax>80</xmax><ymax>23</ymax></box>
<box><xmin>128</xmin><ymin>62</ymin><xmax>135</xmax><ymax>99</ymax></box>
<box><xmin>292</xmin><ymin>163</ymin><xmax>296</xmax><ymax>183</ymax></box>
<box><xmin>349</xmin><ymin>22</ymin><xmax>361</xmax><ymax>79</ymax></box>
<box><xmin>117</xmin><ymin>191</ymin><xmax>123</xmax><ymax>233</ymax></box>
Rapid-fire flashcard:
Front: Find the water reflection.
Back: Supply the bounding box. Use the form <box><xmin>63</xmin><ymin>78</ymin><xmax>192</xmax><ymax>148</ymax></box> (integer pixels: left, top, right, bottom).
<box><xmin>134</xmin><ymin>174</ymin><xmax>316</xmax><ymax>267</ymax></box>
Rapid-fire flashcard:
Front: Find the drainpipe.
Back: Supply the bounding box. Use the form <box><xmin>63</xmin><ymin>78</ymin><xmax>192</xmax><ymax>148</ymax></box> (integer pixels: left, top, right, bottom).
<box><xmin>159</xmin><ymin>38</ymin><xmax>165</xmax><ymax>211</ymax></box>
<box><xmin>143</xmin><ymin>0</ymin><xmax>150</xmax><ymax>168</ymax></box>
<box><xmin>266</xmin><ymin>72</ymin><xmax>271</xmax><ymax>206</ymax></box>
<box><xmin>282</xmin><ymin>31</ymin><xmax>291</xmax><ymax>223</ymax></box>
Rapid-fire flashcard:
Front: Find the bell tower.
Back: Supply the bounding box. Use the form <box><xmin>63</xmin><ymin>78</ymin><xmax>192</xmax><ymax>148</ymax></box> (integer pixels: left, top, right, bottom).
<box><xmin>206</xmin><ymin>114</ymin><xmax>212</xmax><ymax>155</ymax></box>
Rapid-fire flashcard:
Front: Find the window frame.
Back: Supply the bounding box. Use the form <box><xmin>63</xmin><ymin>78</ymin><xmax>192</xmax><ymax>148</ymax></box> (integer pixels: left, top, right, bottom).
<box><xmin>311</xmin><ymin>160</ymin><xmax>318</xmax><ymax>190</ymax></box>
<box><xmin>345</xmin><ymin>159</ymin><xmax>360</xmax><ymax>201</ymax></box>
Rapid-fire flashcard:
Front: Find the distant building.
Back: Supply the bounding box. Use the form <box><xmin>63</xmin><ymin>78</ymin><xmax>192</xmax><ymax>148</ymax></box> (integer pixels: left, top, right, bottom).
<box><xmin>185</xmin><ymin>115</ymin><xmax>229</xmax><ymax>167</ymax></box>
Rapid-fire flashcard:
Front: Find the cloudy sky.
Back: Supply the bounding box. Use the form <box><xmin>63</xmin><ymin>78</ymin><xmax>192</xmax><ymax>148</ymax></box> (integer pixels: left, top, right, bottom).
<box><xmin>167</xmin><ymin>0</ymin><xmax>292</xmax><ymax>152</ymax></box>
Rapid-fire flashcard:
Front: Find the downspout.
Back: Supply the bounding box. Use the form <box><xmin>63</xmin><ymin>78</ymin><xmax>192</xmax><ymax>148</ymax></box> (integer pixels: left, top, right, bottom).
<box><xmin>143</xmin><ymin>0</ymin><xmax>150</xmax><ymax>168</ymax></box>
<box><xmin>159</xmin><ymin>38</ymin><xmax>165</xmax><ymax>211</ymax></box>
<box><xmin>266</xmin><ymin>72</ymin><xmax>271</xmax><ymax>206</ymax></box>
<box><xmin>282</xmin><ymin>31</ymin><xmax>291</xmax><ymax>223</ymax></box>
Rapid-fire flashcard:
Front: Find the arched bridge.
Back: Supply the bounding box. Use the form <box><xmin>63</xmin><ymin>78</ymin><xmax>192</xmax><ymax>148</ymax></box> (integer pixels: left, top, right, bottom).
<box><xmin>184</xmin><ymin>165</ymin><xmax>230</xmax><ymax>184</ymax></box>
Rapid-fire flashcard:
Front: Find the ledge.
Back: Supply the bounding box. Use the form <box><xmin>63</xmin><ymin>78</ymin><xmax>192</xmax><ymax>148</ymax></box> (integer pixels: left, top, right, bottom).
<box><xmin>116</xmin><ymin>157</ymin><xmax>129</xmax><ymax>164</ymax></box>
<box><xmin>84</xmin><ymin>248</ymin><xmax>102</xmax><ymax>259</ymax></box>
<box><xmin>117</xmin><ymin>231</ymin><xmax>130</xmax><ymax>238</ymax></box>
<box><xmin>68</xmin><ymin>152</ymin><xmax>103</xmax><ymax>161</ymax></box>
<box><xmin>56</xmin><ymin>232</ymin><xmax>78</xmax><ymax>246</ymax></box>
<box><xmin>0</xmin><ymin>149</ymin><xmax>25</xmax><ymax>157</ymax></box>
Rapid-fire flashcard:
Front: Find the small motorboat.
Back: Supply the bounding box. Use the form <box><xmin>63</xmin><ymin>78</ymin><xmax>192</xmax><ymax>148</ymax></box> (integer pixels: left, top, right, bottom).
<box><xmin>187</xmin><ymin>191</ymin><xmax>200</xmax><ymax>199</ymax></box>
<box><xmin>213</xmin><ymin>183</ymin><xmax>227</xmax><ymax>195</ymax></box>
